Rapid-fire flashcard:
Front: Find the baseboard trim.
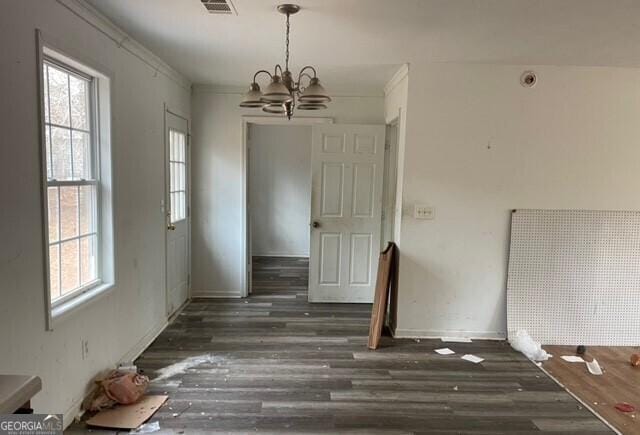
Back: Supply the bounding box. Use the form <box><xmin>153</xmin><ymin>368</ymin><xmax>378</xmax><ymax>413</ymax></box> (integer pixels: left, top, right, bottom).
<box><xmin>307</xmin><ymin>297</ymin><xmax>373</xmax><ymax>303</ymax></box>
<box><xmin>252</xmin><ymin>254</ymin><xmax>309</xmax><ymax>258</ymax></box>
<box><xmin>192</xmin><ymin>290</ymin><xmax>243</xmax><ymax>298</ymax></box>
<box><xmin>393</xmin><ymin>328</ymin><xmax>506</xmax><ymax>341</ymax></box>
<box><xmin>63</xmin><ymin>318</ymin><xmax>169</xmax><ymax>428</ymax></box>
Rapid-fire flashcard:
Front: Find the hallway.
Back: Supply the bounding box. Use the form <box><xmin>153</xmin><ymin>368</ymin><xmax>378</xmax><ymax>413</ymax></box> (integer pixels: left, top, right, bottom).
<box><xmin>72</xmin><ymin>257</ymin><xmax>610</xmax><ymax>433</ymax></box>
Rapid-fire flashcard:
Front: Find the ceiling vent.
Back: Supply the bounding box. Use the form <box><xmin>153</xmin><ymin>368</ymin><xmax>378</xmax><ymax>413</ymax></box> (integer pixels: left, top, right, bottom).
<box><xmin>201</xmin><ymin>0</ymin><xmax>236</xmax><ymax>14</ymax></box>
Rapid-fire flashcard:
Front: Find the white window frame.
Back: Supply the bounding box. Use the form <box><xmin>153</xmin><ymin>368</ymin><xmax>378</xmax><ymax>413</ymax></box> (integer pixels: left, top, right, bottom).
<box><xmin>168</xmin><ymin>128</ymin><xmax>188</xmax><ymax>223</ymax></box>
<box><xmin>37</xmin><ymin>31</ymin><xmax>115</xmax><ymax>329</ymax></box>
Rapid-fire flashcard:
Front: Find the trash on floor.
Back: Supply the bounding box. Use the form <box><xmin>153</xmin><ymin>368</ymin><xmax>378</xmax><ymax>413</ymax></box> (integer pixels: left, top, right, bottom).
<box><xmin>461</xmin><ymin>354</ymin><xmax>484</xmax><ymax>364</ymax></box>
<box><xmin>561</xmin><ymin>355</ymin><xmax>585</xmax><ymax>363</ymax></box>
<box><xmin>630</xmin><ymin>353</ymin><xmax>640</xmax><ymax>367</ymax></box>
<box><xmin>435</xmin><ymin>348</ymin><xmax>455</xmax><ymax>355</ymax></box>
<box><xmin>586</xmin><ymin>358</ymin><xmax>603</xmax><ymax>375</ymax></box>
<box><xmin>86</xmin><ymin>395</ymin><xmax>168</xmax><ymax>430</ymax></box>
<box><xmin>83</xmin><ymin>370</ymin><xmax>150</xmax><ymax>412</ymax></box>
<box><xmin>441</xmin><ymin>337</ymin><xmax>472</xmax><ymax>343</ymax></box>
<box><xmin>153</xmin><ymin>354</ymin><xmax>220</xmax><ymax>381</ymax></box>
<box><xmin>131</xmin><ymin>420</ymin><xmax>161</xmax><ymax>433</ymax></box>
<box><xmin>614</xmin><ymin>402</ymin><xmax>635</xmax><ymax>413</ymax></box>
<box><xmin>509</xmin><ymin>329</ymin><xmax>552</xmax><ymax>361</ymax></box>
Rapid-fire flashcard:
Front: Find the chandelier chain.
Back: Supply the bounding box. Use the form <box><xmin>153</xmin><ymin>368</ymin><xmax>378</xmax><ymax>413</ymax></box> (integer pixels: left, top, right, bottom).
<box><xmin>285</xmin><ymin>12</ymin><xmax>290</xmax><ymax>72</ymax></box>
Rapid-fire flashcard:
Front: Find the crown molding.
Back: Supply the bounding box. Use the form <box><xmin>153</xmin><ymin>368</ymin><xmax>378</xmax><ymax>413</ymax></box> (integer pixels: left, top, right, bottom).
<box><xmin>384</xmin><ymin>63</ymin><xmax>409</xmax><ymax>96</ymax></box>
<box><xmin>56</xmin><ymin>0</ymin><xmax>191</xmax><ymax>90</ymax></box>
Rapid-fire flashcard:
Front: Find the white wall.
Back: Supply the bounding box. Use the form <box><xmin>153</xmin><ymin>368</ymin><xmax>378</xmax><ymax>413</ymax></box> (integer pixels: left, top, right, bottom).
<box><xmin>191</xmin><ymin>88</ymin><xmax>385</xmax><ymax>296</ymax></box>
<box><xmin>249</xmin><ymin>125</ymin><xmax>312</xmax><ymax>257</ymax></box>
<box><xmin>393</xmin><ymin>62</ymin><xmax>640</xmax><ymax>339</ymax></box>
<box><xmin>0</xmin><ymin>0</ymin><xmax>190</xmax><ymax>425</ymax></box>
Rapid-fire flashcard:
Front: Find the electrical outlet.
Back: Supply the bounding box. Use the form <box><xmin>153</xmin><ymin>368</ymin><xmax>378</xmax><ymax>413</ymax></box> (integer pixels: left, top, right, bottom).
<box><xmin>414</xmin><ymin>204</ymin><xmax>435</xmax><ymax>220</ymax></box>
<box><xmin>81</xmin><ymin>339</ymin><xmax>89</xmax><ymax>360</ymax></box>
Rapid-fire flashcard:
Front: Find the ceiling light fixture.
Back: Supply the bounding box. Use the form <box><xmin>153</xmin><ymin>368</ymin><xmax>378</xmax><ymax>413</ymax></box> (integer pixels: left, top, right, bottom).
<box><xmin>239</xmin><ymin>4</ymin><xmax>331</xmax><ymax>119</ymax></box>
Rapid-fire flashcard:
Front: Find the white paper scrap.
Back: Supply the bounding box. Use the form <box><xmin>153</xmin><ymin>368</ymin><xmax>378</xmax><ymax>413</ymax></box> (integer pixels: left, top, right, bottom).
<box><xmin>586</xmin><ymin>359</ymin><xmax>603</xmax><ymax>375</ymax></box>
<box><xmin>461</xmin><ymin>354</ymin><xmax>484</xmax><ymax>364</ymax></box>
<box><xmin>441</xmin><ymin>337</ymin><xmax>472</xmax><ymax>343</ymax></box>
<box><xmin>561</xmin><ymin>355</ymin><xmax>585</xmax><ymax>363</ymax></box>
<box><xmin>435</xmin><ymin>348</ymin><xmax>455</xmax><ymax>355</ymax></box>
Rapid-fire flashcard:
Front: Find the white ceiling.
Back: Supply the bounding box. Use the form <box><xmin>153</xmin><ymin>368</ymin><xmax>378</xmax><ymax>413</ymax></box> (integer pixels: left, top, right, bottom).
<box><xmin>87</xmin><ymin>0</ymin><xmax>640</xmax><ymax>94</ymax></box>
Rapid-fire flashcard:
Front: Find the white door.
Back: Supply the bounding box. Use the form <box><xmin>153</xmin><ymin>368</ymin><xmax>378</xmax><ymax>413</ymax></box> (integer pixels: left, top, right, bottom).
<box><xmin>165</xmin><ymin>111</ymin><xmax>190</xmax><ymax>316</ymax></box>
<box><xmin>309</xmin><ymin>124</ymin><xmax>386</xmax><ymax>303</ymax></box>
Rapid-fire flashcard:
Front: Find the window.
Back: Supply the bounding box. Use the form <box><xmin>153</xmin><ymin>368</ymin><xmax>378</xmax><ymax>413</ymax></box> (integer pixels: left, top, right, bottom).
<box><xmin>169</xmin><ymin>129</ymin><xmax>187</xmax><ymax>222</ymax></box>
<box><xmin>40</xmin><ymin>47</ymin><xmax>113</xmax><ymax>321</ymax></box>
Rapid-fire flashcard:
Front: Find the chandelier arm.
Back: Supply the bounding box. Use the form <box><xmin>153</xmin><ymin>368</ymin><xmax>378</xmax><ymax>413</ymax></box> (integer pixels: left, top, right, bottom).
<box><xmin>274</xmin><ymin>64</ymin><xmax>284</xmax><ymax>76</ymax></box>
<box><xmin>296</xmin><ymin>65</ymin><xmax>318</xmax><ymax>85</ymax></box>
<box><xmin>253</xmin><ymin>69</ymin><xmax>273</xmax><ymax>83</ymax></box>
<box><xmin>295</xmin><ymin>72</ymin><xmax>314</xmax><ymax>92</ymax></box>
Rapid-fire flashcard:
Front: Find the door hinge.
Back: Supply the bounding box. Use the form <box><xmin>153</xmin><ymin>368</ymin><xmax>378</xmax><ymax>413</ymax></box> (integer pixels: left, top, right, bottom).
<box><xmin>187</xmin><ymin>205</ymin><xmax>191</xmax><ymax>218</ymax></box>
<box><xmin>187</xmin><ymin>274</ymin><xmax>191</xmax><ymax>286</ymax></box>
<box><xmin>384</xmin><ymin>142</ymin><xmax>391</xmax><ymax>150</ymax></box>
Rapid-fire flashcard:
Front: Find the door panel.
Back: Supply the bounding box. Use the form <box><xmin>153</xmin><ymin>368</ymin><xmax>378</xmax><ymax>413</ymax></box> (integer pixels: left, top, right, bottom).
<box><xmin>166</xmin><ymin>112</ymin><xmax>189</xmax><ymax>316</ymax></box>
<box><xmin>309</xmin><ymin>124</ymin><xmax>385</xmax><ymax>303</ymax></box>
<box><xmin>321</xmin><ymin>163</ymin><xmax>344</xmax><ymax>217</ymax></box>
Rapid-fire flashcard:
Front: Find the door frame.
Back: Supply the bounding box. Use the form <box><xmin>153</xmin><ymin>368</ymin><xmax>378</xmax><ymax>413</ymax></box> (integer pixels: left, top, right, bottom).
<box><xmin>241</xmin><ymin>116</ymin><xmax>333</xmax><ymax>297</ymax></box>
<box><xmin>382</xmin><ymin>118</ymin><xmax>400</xmax><ymax>247</ymax></box>
<box><xmin>164</xmin><ymin>104</ymin><xmax>191</xmax><ymax>316</ymax></box>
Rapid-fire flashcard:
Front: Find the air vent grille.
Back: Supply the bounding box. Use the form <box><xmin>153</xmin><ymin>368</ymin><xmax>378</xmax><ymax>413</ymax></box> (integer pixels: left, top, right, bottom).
<box><xmin>201</xmin><ymin>0</ymin><xmax>236</xmax><ymax>14</ymax></box>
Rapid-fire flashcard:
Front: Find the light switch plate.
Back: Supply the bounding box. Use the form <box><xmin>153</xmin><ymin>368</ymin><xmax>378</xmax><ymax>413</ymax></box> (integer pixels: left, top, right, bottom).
<box><xmin>414</xmin><ymin>204</ymin><xmax>435</xmax><ymax>220</ymax></box>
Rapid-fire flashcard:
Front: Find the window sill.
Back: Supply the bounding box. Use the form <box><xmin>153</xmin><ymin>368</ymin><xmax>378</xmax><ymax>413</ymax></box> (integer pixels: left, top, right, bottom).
<box><xmin>50</xmin><ymin>282</ymin><xmax>114</xmax><ymax>326</ymax></box>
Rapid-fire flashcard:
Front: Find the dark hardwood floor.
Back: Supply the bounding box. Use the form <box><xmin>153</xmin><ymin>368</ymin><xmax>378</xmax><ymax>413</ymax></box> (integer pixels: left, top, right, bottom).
<box><xmin>69</xmin><ymin>256</ymin><xmax>612</xmax><ymax>434</ymax></box>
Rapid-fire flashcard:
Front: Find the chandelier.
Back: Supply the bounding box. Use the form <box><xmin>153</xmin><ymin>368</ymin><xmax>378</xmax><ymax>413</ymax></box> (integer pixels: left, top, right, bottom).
<box><xmin>239</xmin><ymin>4</ymin><xmax>331</xmax><ymax>119</ymax></box>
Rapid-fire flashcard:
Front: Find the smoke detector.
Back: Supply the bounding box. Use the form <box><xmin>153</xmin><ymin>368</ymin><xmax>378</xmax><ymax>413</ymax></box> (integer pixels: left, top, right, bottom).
<box><xmin>520</xmin><ymin>71</ymin><xmax>537</xmax><ymax>88</ymax></box>
<box><xmin>201</xmin><ymin>0</ymin><xmax>236</xmax><ymax>15</ymax></box>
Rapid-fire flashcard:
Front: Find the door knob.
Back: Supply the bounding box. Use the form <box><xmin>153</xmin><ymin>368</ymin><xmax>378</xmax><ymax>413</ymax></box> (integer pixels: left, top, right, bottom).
<box><xmin>312</xmin><ymin>221</ymin><xmax>320</xmax><ymax>228</ymax></box>
<box><xmin>168</xmin><ymin>223</ymin><xmax>176</xmax><ymax>231</ymax></box>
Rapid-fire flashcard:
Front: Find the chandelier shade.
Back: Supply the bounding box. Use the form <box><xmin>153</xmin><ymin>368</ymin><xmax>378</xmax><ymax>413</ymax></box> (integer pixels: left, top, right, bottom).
<box><xmin>297</xmin><ymin>103</ymin><xmax>327</xmax><ymax>111</ymax></box>
<box><xmin>298</xmin><ymin>78</ymin><xmax>331</xmax><ymax>103</ymax></box>
<box><xmin>238</xmin><ymin>4</ymin><xmax>330</xmax><ymax>119</ymax></box>
<box><xmin>262</xmin><ymin>103</ymin><xmax>286</xmax><ymax>114</ymax></box>
<box><xmin>261</xmin><ymin>76</ymin><xmax>293</xmax><ymax>103</ymax></box>
<box><xmin>239</xmin><ymin>83</ymin><xmax>265</xmax><ymax>108</ymax></box>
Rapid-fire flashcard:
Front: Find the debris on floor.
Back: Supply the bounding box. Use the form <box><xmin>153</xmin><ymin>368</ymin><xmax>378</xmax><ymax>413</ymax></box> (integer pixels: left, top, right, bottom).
<box><xmin>461</xmin><ymin>354</ymin><xmax>484</xmax><ymax>364</ymax></box>
<box><xmin>576</xmin><ymin>345</ymin><xmax>587</xmax><ymax>355</ymax></box>
<box><xmin>615</xmin><ymin>403</ymin><xmax>636</xmax><ymax>413</ymax></box>
<box><xmin>86</xmin><ymin>395</ymin><xmax>168</xmax><ymax>430</ymax></box>
<box><xmin>435</xmin><ymin>347</ymin><xmax>455</xmax><ymax>355</ymax></box>
<box><xmin>586</xmin><ymin>358</ymin><xmax>603</xmax><ymax>375</ymax></box>
<box><xmin>131</xmin><ymin>420</ymin><xmax>161</xmax><ymax>433</ymax></box>
<box><xmin>83</xmin><ymin>370</ymin><xmax>150</xmax><ymax>412</ymax></box>
<box><xmin>561</xmin><ymin>355</ymin><xmax>585</xmax><ymax>363</ymax></box>
<box><xmin>509</xmin><ymin>329</ymin><xmax>552</xmax><ymax>361</ymax></box>
<box><xmin>630</xmin><ymin>353</ymin><xmax>640</xmax><ymax>367</ymax></box>
<box><xmin>153</xmin><ymin>354</ymin><xmax>220</xmax><ymax>381</ymax></box>
<box><xmin>441</xmin><ymin>337</ymin><xmax>472</xmax><ymax>343</ymax></box>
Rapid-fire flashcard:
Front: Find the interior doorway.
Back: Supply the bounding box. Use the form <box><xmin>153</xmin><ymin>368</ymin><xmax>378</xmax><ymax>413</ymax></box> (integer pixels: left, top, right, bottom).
<box><xmin>242</xmin><ymin>118</ymin><xmax>389</xmax><ymax>304</ymax></box>
<box><xmin>242</xmin><ymin>117</ymin><xmax>332</xmax><ymax>297</ymax></box>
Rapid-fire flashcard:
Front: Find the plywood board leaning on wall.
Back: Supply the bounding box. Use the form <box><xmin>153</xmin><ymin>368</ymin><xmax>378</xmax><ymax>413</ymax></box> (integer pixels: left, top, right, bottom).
<box><xmin>368</xmin><ymin>242</ymin><xmax>397</xmax><ymax>349</ymax></box>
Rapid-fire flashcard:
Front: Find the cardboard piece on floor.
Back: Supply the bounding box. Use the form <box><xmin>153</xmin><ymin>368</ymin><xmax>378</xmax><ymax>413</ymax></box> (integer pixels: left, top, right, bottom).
<box><xmin>435</xmin><ymin>348</ymin><xmax>455</xmax><ymax>355</ymax></box>
<box><xmin>86</xmin><ymin>395</ymin><xmax>167</xmax><ymax>429</ymax></box>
